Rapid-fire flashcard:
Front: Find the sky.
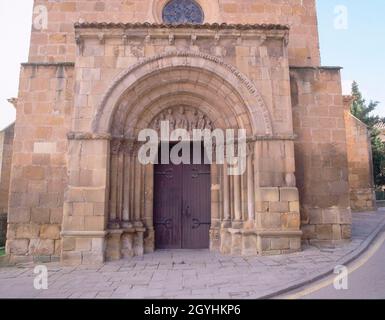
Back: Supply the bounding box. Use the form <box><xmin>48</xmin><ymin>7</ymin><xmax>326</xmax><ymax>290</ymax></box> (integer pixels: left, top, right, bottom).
<box><xmin>0</xmin><ymin>0</ymin><xmax>384</xmax><ymax>130</ymax></box>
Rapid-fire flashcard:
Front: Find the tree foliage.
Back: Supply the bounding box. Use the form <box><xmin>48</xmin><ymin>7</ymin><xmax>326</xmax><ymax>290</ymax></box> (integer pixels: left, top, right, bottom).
<box><xmin>350</xmin><ymin>81</ymin><xmax>385</xmax><ymax>187</ymax></box>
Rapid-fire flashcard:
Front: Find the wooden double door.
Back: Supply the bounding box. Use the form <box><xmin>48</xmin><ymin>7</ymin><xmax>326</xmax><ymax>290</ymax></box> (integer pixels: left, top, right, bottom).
<box><xmin>154</xmin><ymin>145</ymin><xmax>211</xmax><ymax>249</ymax></box>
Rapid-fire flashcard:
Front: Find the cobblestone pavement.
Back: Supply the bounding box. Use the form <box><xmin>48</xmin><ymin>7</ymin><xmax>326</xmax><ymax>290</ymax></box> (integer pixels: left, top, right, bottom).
<box><xmin>0</xmin><ymin>211</ymin><xmax>384</xmax><ymax>299</ymax></box>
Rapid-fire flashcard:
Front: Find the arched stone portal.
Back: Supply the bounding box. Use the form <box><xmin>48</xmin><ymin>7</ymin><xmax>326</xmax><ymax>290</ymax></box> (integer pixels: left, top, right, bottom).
<box><xmin>61</xmin><ymin>52</ymin><xmax>302</xmax><ymax>265</ymax></box>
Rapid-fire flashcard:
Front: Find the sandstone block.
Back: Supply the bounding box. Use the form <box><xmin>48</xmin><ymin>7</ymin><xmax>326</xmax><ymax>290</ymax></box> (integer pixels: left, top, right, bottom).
<box><xmin>28</xmin><ymin>239</ymin><xmax>54</xmax><ymax>256</ymax></box>
<box><xmin>62</xmin><ymin>237</ymin><xmax>76</xmax><ymax>252</ymax></box>
<box><xmin>301</xmin><ymin>224</ymin><xmax>316</xmax><ymax>240</ymax></box>
<box><xmin>76</xmin><ymin>238</ymin><xmax>92</xmax><ymax>251</ymax></box>
<box><xmin>280</xmin><ymin>187</ymin><xmax>299</xmax><ymax>201</ymax></box>
<box><xmin>259</xmin><ymin>212</ymin><xmax>281</xmax><ymax>229</ymax></box>
<box><xmin>8</xmin><ymin>208</ymin><xmax>31</xmax><ymax>223</ymax></box>
<box><xmin>92</xmin><ymin>238</ymin><xmax>105</xmax><ymax>252</ymax></box>
<box><xmin>258</xmin><ymin>237</ymin><xmax>271</xmax><ymax>251</ymax></box>
<box><xmin>289</xmin><ymin>201</ymin><xmax>300</xmax><ymax>213</ymax></box>
<box><xmin>40</xmin><ymin>224</ymin><xmax>61</xmax><ymax>240</ymax></box>
<box><xmin>31</xmin><ymin>208</ymin><xmax>50</xmax><ymax>224</ymax></box>
<box><xmin>271</xmin><ymin>238</ymin><xmax>290</xmax><ymax>250</ymax></box>
<box><xmin>256</xmin><ymin>188</ymin><xmax>279</xmax><ymax>202</ymax></box>
<box><xmin>308</xmin><ymin>209</ymin><xmax>322</xmax><ymax>224</ymax></box>
<box><xmin>61</xmin><ymin>252</ymin><xmax>82</xmax><ymax>266</ymax></box>
<box><xmin>341</xmin><ymin>224</ymin><xmax>352</xmax><ymax>239</ymax></box>
<box><xmin>290</xmin><ymin>238</ymin><xmax>301</xmax><ymax>250</ymax></box>
<box><xmin>16</xmin><ymin>224</ymin><xmax>40</xmax><ymax>238</ymax></box>
<box><xmin>84</xmin><ymin>216</ymin><xmax>105</xmax><ymax>231</ymax></box>
<box><xmin>322</xmin><ymin>209</ymin><xmax>339</xmax><ymax>224</ymax></box>
<box><xmin>7</xmin><ymin>239</ymin><xmax>29</xmax><ymax>255</ymax></box>
<box><xmin>332</xmin><ymin>224</ymin><xmax>342</xmax><ymax>241</ymax></box>
<box><xmin>316</xmin><ymin>224</ymin><xmax>333</xmax><ymax>240</ymax></box>
<box><xmin>269</xmin><ymin>201</ymin><xmax>289</xmax><ymax>213</ymax></box>
<box><xmin>82</xmin><ymin>251</ymin><xmax>104</xmax><ymax>265</ymax></box>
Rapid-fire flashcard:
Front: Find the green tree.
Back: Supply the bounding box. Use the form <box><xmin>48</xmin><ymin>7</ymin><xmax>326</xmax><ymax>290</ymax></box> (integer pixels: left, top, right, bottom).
<box><xmin>350</xmin><ymin>81</ymin><xmax>385</xmax><ymax>187</ymax></box>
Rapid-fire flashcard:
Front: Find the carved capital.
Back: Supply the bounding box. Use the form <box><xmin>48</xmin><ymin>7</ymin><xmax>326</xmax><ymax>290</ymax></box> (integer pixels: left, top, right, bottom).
<box><xmin>111</xmin><ymin>139</ymin><xmax>123</xmax><ymax>155</ymax></box>
<box><xmin>75</xmin><ymin>35</ymin><xmax>84</xmax><ymax>55</ymax></box>
<box><xmin>98</xmin><ymin>33</ymin><xmax>105</xmax><ymax>44</ymax></box>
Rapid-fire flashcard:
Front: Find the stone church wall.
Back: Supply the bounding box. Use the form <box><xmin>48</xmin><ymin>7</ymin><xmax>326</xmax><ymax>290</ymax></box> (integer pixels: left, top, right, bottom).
<box><xmin>5</xmin><ymin>65</ymin><xmax>74</xmax><ymax>263</ymax></box>
<box><xmin>0</xmin><ymin>124</ymin><xmax>14</xmax><ymax>214</ymax></box>
<box><xmin>4</xmin><ymin>0</ymin><xmax>367</xmax><ymax>264</ymax></box>
<box><xmin>30</xmin><ymin>0</ymin><xmax>320</xmax><ymax>66</ymax></box>
<box><xmin>290</xmin><ymin>67</ymin><xmax>352</xmax><ymax>243</ymax></box>
<box><xmin>0</xmin><ymin>124</ymin><xmax>14</xmax><ymax>247</ymax></box>
<box><xmin>344</xmin><ymin>98</ymin><xmax>376</xmax><ymax>212</ymax></box>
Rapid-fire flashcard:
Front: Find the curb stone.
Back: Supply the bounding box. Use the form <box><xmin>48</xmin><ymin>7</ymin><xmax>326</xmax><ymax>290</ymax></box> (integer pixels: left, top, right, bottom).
<box><xmin>259</xmin><ymin>214</ymin><xmax>385</xmax><ymax>299</ymax></box>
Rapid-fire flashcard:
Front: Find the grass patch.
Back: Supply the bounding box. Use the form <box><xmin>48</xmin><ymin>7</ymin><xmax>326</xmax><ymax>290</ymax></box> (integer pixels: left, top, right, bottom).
<box><xmin>0</xmin><ymin>247</ymin><xmax>5</xmax><ymax>257</ymax></box>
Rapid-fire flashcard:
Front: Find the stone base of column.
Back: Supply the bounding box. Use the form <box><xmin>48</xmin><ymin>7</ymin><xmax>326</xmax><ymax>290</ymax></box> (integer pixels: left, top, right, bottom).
<box><xmin>209</xmin><ymin>227</ymin><xmax>221</xmax><ymax>251</ymax></box>
<box><xmin>144</xmin><ymin>228</ymin><xmax>155</xmax><ymax>254</ymax></box>
<box><xmin>218</xmin><ymin>228</ymin><xmax>303</xmax><ymax>256</ymax></box>
<box><xmin>104</xmin><ymin>227</ymin><xmax>146</xmax><ymax>262</ymax></box>
<box><xmin>257</xmin><ymin>230</ymin><xmax>302</xmax><ymax>255</ymax></box>
<box><xmin>60</xmin><ymin>231</ymin><xmax>107</xmax><ymax>266</ymax></box>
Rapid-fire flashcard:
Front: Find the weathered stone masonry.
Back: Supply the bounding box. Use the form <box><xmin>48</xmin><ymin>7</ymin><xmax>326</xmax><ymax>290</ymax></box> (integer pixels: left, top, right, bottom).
<box><xmin>3</xmin><ymin>0</ymin><xmax>375</xmax><ymax>265</ymax></box>
<box><xmin>0</xmin><ymin>123</ymin><xmax>14</xmax><ymax>247</ymax></box>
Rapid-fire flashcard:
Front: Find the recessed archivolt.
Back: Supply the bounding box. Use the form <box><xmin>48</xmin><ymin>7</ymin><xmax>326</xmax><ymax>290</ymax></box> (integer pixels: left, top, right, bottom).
<box><xmin>92</xmin><ymin>51</ymin><xmax>273</xmax><ymax>136</ymax></box>
<box><xmin>122</xmin><ymin>93</ymin><xmax>236</xmax><ymax>137</ymax></box>
<box><xmin>111</xmin><ymin>70</ymin><xmax>254</xmax><ymax>137</ymax></box>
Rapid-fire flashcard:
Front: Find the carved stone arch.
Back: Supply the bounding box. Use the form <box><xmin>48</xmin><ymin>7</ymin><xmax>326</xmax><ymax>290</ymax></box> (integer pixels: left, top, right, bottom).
<box><xmin>92</xmin><ymin>51</ymin><xmax>273</xmax><ymax>137</ymax></box>
<box><xmin>113</xmin><ymin>79</ymin><xmax>252</xmax><ymax>137</ymax></box>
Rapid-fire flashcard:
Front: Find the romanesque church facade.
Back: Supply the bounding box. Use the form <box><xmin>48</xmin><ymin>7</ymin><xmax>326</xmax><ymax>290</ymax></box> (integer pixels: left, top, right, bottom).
<box><xmin>1</xmin><ymin>0</ymin><xmax>375</xmax><ymax>265</ymax></box>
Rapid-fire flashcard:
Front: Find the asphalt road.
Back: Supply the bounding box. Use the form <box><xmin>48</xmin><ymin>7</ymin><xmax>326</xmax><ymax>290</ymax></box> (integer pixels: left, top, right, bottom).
<box><xmin>301</xmin><ymin>232</ymin><xmax>385</xmax><ymax>299</ymax></box>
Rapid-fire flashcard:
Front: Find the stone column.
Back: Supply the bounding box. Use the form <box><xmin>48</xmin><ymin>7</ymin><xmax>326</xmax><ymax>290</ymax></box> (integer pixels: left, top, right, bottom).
<box><xmin>210</xmin><ymin>163</ymin><xmax>221</xmax><ymax>250</ymax></box>
<box><xmin>143</xmin><ymin>164</ymin><xmax>155</xmax><ymax>253</ymax></box>
<box><xmin>220</xmin><ymin>160</ymin><xmax>232</xmax><ymax>254</ymax></box>
<box><xmin>222</xmin><ymin>160</ymin><xmax>231</xmax><ymax>226</ymax></box>
<box><xmin>246</xmin><ymin>143</ymin><xmax>255</xmax><ymax>226</ymax></box>
<box><xmin>61</xmin><ymin>136</ymin><xmax>109</xmax><ymax>265</ymax></box>
<box><xmin>108</xmin><ymin>139</ymin><xmax>121</xmax><ymax>229</ymax></box>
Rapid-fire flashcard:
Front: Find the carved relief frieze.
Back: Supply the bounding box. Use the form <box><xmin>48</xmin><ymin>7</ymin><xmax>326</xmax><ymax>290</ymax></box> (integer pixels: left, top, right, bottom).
<box><xmin>150</xmin><ymin>107</ymin><xmax>214</xmax><ymax>134</ymax></box>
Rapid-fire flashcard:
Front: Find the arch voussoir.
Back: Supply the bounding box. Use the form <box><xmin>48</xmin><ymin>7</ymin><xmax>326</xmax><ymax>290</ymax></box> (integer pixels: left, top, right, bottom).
<box><xmin>92</xmin><ymin>51</ymin><xmax>273</xmax><ymax>137</ymax></box>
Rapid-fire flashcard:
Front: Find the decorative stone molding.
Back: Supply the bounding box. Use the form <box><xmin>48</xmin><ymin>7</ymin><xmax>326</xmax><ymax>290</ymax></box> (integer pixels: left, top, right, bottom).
<box><xmin>7</xmin><ymin>98</ymin><xmax>18</xmax><ymax>109</ymax></box>
<box><xmin>21</xmin><ymin>62</ymin><xmax>75</xmax><ymax>67</ymax></box>
<box><xmin>60</xmin><ymin>231</ymin><xmax>108</xmax><ymax>237</ymax></box>
<box><xmin>247</xmin><ymin>134</ymin><xmax>297</xmax><ymax>142</ymax></box>
<box><xmin>74</xmin><ymin>22</ymin><xmax>290</xmax><ymax>31</ymax></box>
<box><xmin>151</xmin><ymin>107</ymin><xmax>214</xmax><ymax>133</ymax></box>
<box><xmin>67</xmin><ymin>132</ymin><xmax>111</xmax><ymax>140</ymax></box>
<box><xmin>92</xmin><ymin>50</ymin><xmax>273</xmax><ymax>136</ymax></box>
<box><xmin>75</xmin><ymin>35</ymin><xmax>85</xmax><ymax>56</ymax></box>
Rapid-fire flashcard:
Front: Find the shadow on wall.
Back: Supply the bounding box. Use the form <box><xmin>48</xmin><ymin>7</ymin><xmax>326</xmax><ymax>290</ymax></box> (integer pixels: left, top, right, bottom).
<box><xmin>0</xmin><ymin>213</ymin><xmax>6</xmax><ymax>247</ymax></box>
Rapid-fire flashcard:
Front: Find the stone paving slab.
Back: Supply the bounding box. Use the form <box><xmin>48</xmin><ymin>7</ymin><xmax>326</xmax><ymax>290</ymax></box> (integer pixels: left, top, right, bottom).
<box><xmin>0</xmin><ymin>211</ymin><xmax>384</xmax><ymax>299</ymax></box>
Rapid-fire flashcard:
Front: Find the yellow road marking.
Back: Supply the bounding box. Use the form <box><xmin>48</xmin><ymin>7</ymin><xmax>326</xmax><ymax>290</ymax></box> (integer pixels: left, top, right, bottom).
<box><xmin>281</xmin><ymin>230</ymin><xmax>385</xmax><ymax>299</ymax></box>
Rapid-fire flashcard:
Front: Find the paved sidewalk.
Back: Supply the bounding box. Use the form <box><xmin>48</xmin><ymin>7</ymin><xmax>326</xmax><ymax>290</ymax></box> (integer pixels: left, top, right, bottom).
<box><xmin>0</xmin><ymin>211</ymin><xmax>384</xmax><ymax>299</ymax></box>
